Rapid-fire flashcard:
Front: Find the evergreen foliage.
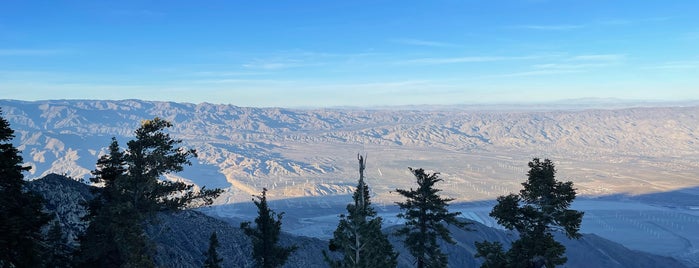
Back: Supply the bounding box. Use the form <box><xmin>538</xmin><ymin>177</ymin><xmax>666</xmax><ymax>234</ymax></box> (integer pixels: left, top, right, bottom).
<box><xmin>0</xmin><ymin>109</ymin><xmax>52</xmax><ymax>268</ymax></box>
<box><xmin>203</xmin><ymin>232</ymin><xmax>223</xmax><ymax>268</ymax></box>
<box><xmin>395</xmin><ymin>168</ymin><xmax>466</xmax><ymax>268</ymax></box>
<box><xmin>475</xmin><ymin>158</ymin><xmax>584</xmax><ymax>268</ymax></box>
<box><xmin>44</xmin><ymin>220</ymin><xmax>74</xmax><ymax>268</ymax></box>
<box><xmin>123</xmin><ymin>118</ymin><xmax>223</xmax><ymax>213</ymax></box>
<box><xmin>77</xmin><ymin>117</ymin><xmax>223</xmax><ymax>268</ymax></box>
<box><xmin>323</xmin><ymin>154</ymin><xmax>398</xmax><ymax>268</ymax></box>
<box><xmin>241</xmin><ymin>188</ymin><xmax>297</xmax><ymax>268</ymax></box>
<box><xmin>78</xmin><ymin>137</ymin><xmax>139</xmax><ymax>266</ymax></box>
<box><xmin>474</xmin><ymin>241</ymin><xmax>508</xmax><ymax>268</ymax></box>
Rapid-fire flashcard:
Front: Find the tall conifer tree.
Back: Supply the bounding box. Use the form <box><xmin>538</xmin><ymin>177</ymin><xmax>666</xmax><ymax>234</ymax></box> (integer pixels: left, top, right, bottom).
<box><xmin>203</xmin><ymin>232</ymin><xmax>223</xmax><ymax>268</ymax></box>
<box><xmin>241</xmin><ymin>188</ymin><xmax>297</xmax><ymax>268</ymax></box>
<box><xmin>77</xmin><ymin>118</ymin><xmax>223</xmax><ymax>267</ymax></box>
<box><xmin>44</xmin><ymin>220</ymin><xmax>74</xmax><ymax>268</ymax></box>
<box><xmin>475</xmin><ymin>158</ymin><xmax>584</xmax><ymax>268</ymax></box>
<box><xmin>324</xmin><ymin>154</ymin><xmax>398</xmax><ymax>268</ymax></box>
<box><xmin>395</xmin><ymin>168</ymin><xmax>466</xmax><ymax>268</ymax></box>
<box><xmin>77</xmin><ymin>137</ymin><xmax>132</xmax><ymax>267</ymax></box>
<box><xmin>0</xmin><ymin>109</ymin><xmax>52</xmax><ymax>268</ymax></box>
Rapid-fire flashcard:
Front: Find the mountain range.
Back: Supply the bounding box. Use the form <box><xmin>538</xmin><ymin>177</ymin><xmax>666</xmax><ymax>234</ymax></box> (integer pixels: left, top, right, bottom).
<box><xmin>3</xmin><ymin>99</ymin><xmax>699</xmax><ymax>266</ymax></box>
<box><xmin>3</xmin><ymin>99</ymin><xmax>698</xmax><ymax>201</ymax></box>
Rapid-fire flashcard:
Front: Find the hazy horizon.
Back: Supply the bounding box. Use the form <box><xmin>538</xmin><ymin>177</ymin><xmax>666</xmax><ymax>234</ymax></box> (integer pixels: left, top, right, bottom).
<box><xmin>2</xmin><ymin>1</ymin><xmax>698</xmax><ymax>107</ymax></box>
<box><xmin>3</xmin><ymin>97</ymin><xmax>699</xmax><ymax>110</ymax></box>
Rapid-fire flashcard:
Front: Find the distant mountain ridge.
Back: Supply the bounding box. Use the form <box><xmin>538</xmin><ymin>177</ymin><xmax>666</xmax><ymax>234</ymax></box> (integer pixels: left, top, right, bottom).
<box><xmin>6</xmin><ymin>99</ymin><xmax>699</xmax><ymax>266</ymax></box>
<box><xmin>3</xmin><ymin>99</ymin><xmax>698</xmax><ymax>200</ymax></box>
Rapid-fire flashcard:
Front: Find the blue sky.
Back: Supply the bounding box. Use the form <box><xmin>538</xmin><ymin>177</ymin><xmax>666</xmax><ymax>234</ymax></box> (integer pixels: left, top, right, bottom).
<box><xmin>1</xmin><ymin>0</ymin><xmax>698</xmax><ymax>107</ymax></box>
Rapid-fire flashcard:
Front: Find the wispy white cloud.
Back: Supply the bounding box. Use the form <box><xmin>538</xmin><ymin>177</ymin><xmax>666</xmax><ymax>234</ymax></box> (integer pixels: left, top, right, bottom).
<box><xmin>570</xmin><ymin>54</ymin><xmax>625</xmax><ymax>61</ymax></box>
<box><xmin>512</xmin><ymin>24</ymin><xmax>585</xmax><ymax>31</ymax></box>
<box><xmin>187</xmin><ymin>78</ymin><xmax>288</xmax><ymax>84</ymax></box>
<box><xmin>238</xmin><ymin>50</ymin><xmax>374</xmax><ymax>70</ymax></box>
<box><xmin>532</xmin><ymin>63</ymin><xmax>613</xmax><ymax>70</ymax></box>
<box><xmin>486</xmin><ymin>69</ymin><xmax>584</xmax><ymax>78</ymax></box>
<box><xmin>596</xmin><ymin>19</ymin><xmax>633</xmax><ymax>26</ymax></box>
<box><xmin>320</xmin><ymin>80</ymin><xmax>434</xmax><ymax>90</ymax></box>
<box><xmin>242</xmin><ymin>59</ymin><xmax>311</xmax><ymax>70</ymax></box>
<box><xmin>399</xmin><ymin>55</ymin><xmax>540</xmax><ymax>65</ymax></box>
<box><xmin>0</xmin><ymin>70</ymin><xmax>73</xmax><ymax>81</ymax></box>
<box><xmin>217</xmin><ymin>50</ymin><xmax>379</xmax><ymax>60</ymax></box>
<box><xmin>483</xmin><ymin>53</ymin><xmax>624</xmax><ymax>78</ymax></box>
<box><xmin>192</xmin><ymin>71</ymin><xmax>269</xmax><ymax>77</ymax></box>
<box><xmin>0</xmin><ymin>49</ymin><xmax>66</xmax><ymax>56</ymax></box>
<box><xmin>644</xmin><ymin>16</ymin><xmax>673</xmax><ymax>23</ymax></box>
<box><xmin>391</xmin><ymin>38</ymin><xmax>458</xmax><ymax>48</ymax></box>
<box><xmin>644</xmin><ymin>61</ymin><xmax>699</xmax><ymax>70</ymax></box>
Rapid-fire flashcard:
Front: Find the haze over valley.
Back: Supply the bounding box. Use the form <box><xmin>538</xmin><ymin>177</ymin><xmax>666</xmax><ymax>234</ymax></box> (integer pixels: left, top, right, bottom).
<box><xmin>3</xmin><ymin>99</ymin><xmax>699</xmax><ymax>266</ymax></box>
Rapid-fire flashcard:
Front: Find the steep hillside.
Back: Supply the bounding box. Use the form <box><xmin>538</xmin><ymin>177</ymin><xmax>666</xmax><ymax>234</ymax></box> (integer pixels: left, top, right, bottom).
<box><xmin>387</xmin><ymin>223</ymin><xmax>687</xmax><ymax>268</ymax></box>
<box><xmin>27</xmin><ymin>174</ymin><xmax>688</xmax><ymax>268</ymax></box>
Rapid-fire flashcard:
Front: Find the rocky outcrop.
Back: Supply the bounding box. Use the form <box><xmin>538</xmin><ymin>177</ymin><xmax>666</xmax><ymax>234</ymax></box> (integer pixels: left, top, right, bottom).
<box><xmin>26</xmin><ymin>173</ymin><xmax>93</xmax><ymax>247</ymax></box>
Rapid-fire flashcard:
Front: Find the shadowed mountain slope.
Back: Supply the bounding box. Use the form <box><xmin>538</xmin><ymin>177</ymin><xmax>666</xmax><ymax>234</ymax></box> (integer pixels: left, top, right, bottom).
<box><xmin>27</xmin><ymin>174</ymin><xmax>688</xmax><ymax>267</ymax></box>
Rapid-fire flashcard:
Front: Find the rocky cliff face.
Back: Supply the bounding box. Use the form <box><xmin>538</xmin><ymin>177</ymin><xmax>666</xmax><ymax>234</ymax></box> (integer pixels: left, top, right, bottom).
<box><xmin>26</xmin><ymin>173</ymin><xmax>93</xmax><ymax>247</ymax></box>
<box><xmin>26</xmin><ymin>174</ymin><xmax>688</xmax><ymax>267</ymax></box>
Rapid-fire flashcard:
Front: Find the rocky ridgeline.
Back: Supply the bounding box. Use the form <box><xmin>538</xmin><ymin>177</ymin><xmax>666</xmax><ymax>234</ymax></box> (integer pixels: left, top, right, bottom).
<box><xmin>28</xmin><ymin>174</ymin><xmax>687</xmax><ymax>268</ymax></box>
<box><xmin>3</xmin><ymin>99</ymin><xmax>698</xmax><ymax>182</ymax></box>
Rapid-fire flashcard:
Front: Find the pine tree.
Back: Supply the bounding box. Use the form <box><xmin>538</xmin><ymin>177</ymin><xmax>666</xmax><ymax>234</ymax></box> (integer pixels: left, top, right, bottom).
<box><xmin>44</xmin><ymin>220</ymin><xmax>73</xmax><ymax>268</ymax></box>
<box><xmin>77</xmin><ymin>118</ymin><xmax>223</xmax><ymax>268</ymax></box>
<box><xmin>395</xmin><ymin>168</ymin><xmax>466</xmax><ymax>268</ymax></box>
<box><xmin>77</xmin><ymin>137</ymin><xmax>146</xmax><ymax>268</ymax></box>
<box><xmin>241</xmin><ymin>188</ymin><xmax>297</xmax><ymax>268</ymax></box>
<box><xmin>123</xmin><ymin>118</ymin><xmax>222</xmax><ymax>213</ymax></box>
<box><xmin>203</xmin><ymin>232</ymin><xmax>223</xmax><ymax>268</ymax></box>
<box><xmin>0</xmin><ymin>109</ymin><xmax>52</xmax><ymax>268</ymax></box>
<box><xmin>323</xmin><ymin>154</ymin><xmax>398</xmax><ymax>268</ymax></box>
<box><xmin>475</xmin><ymin>158</ymin><xmax>584</xmax><ymax>268</ymax></box>
<box><xmin>474</xmin><ymin>241</ymin><xmax>507</xmax><ymax>268</ymax></box>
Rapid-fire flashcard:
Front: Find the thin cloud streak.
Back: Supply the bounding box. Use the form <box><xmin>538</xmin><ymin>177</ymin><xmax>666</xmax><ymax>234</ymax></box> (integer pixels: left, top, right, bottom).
<box><xmin>187</xmin><ymin>78</ymin><xmax>291</xmax><ymax>84</ymax></box>
<box><xmin>238</xmin><ymin>51</ymin><xmax>367</xmax><ymax>70</ymax></box>
<box><xmin>532</xmin><ymin>54</ymin><xmax>625</xmax><ymax>70</ymax></box>
<box><xmin>391</xmin><ymin>38</ymin><xmax>458</xmax><ymax>48</ymax></box>
<box><xmin>399</xmin><ymin>55</ymin><xmax>540</xmax><ymax>65</ymax></box>
<box><xmin>0</xmin><ymin>49</ymin><xmax>66</xmax><ymax>56</ymax></box>
<box><xmin>570</xmin><ymin>54</ymin><xmax>625</xmax><ymax>61</ymax></box>
<box><xmin>316</xmin><ymin>80</ymin><xmax>435</xmax><ymax>90</ymax></box>
<box><xmin>532</xmin><ymin>63</ymin><xmax>614</xmax><ymax>70</ymax></box>
<box><xmin>512</xmin><ymin>24</ymin><xmax>585</xmax><ymax>31</ymax></box>
<box><xmin>0</xmin><ymin>79</ymin><xmax>464</xmax><ymax>107</ymax></box>
<box><xmin>489</xmin><ymin>69</ymin><xmax>584</xmax><ymax>78</ymax></box>
<box><xmin>644</xmin><ymin>61</ymin><xmax>699</xmax><ymax>70</ymax></box>
<box><xmin>241</xmin><ymin>60</ymin><xmax>316</xmax><ymax>70</ymax></box>
<box><xmin>191</xmin><ymin>71</ymin><xmax>269</xmax><ymax>77</ymax></box>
